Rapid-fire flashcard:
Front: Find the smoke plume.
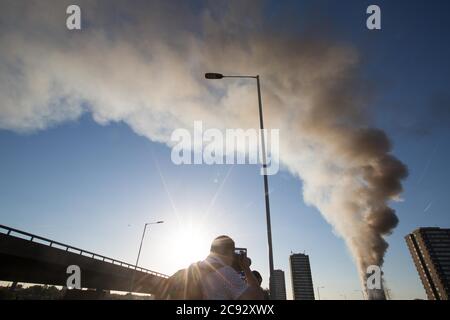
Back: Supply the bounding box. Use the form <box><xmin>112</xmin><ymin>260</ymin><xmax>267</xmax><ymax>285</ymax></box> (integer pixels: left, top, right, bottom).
<box><xmin>0</xmin><ymin>1</ymin><xmax>408</xmax><ymax>296</ymax></box>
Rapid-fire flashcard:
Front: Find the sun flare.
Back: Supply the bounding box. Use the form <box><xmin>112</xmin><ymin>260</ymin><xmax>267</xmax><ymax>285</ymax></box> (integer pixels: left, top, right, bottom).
<box><xmin>166</xmin><ymin>220</ymin><xmax>211</xmax><ymax>269</ymax></box>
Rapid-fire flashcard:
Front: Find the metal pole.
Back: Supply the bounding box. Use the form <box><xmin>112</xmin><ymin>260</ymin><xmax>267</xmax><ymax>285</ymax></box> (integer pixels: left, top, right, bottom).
<box><xmin>130</xmin><ymin>223</ymin><xmax>149</xmax><ymax>293</ymax></box>
<box><xmin>205</xmin><ymin>73</ymin><xmax>276</xmax><ymax>298</ymax></box>
<box><xmin>256</xmin><ymin>75</ymin><xmax>275</xmax><ymax>298</ymax></box>
<box><xmin>135</xmin><ymin>223</ymin><xmax>148</xmax><ymax>268</ymax></box>
<box><xmin>317</xmin><ymin>287</ymin><xmax>321</xmax><ymax>300</ymax></box>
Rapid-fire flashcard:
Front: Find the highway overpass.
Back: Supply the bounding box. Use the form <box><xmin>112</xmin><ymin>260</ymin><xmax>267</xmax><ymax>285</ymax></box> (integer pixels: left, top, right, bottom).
<box><xmin>0</xmin><ymin>224</ymin><xmax>168</xmax><ymax>297</ymax></box>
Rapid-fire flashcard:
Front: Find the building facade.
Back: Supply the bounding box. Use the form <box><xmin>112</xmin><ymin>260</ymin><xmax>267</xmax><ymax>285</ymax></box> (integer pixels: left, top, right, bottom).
<box><xmin>405</xmin><ymin>227</ymin><xmax>450</xmax><ymax>300</ymax></box>
<box><xmin>271</xmin><ymin>269</ymin><xmax>287</xmax><ymax>300</ymax></box>
<box><xmin>289</xmin><ymin>253</ymin><xmax>315</xmax><ymax>300</ymax></box>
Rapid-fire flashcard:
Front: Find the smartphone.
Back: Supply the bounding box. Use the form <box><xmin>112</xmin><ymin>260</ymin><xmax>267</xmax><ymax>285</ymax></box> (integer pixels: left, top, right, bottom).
<box><xmin>234</xmin><ymin>247</ymin><xmax>247</xmax><ymax>259</ymax></box>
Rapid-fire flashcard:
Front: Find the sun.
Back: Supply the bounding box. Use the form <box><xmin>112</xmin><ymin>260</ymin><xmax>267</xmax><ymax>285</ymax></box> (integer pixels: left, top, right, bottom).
<box><xmin>166</xmin><ymin>220</ymin><xmax>211</xmax><ymax>269</ymax></box>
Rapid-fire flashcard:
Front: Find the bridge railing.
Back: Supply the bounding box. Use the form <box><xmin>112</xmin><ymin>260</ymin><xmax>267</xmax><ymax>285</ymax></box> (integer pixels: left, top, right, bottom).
<box><xmin>0</xmin><ymin>224</ymin><xmax>169</xmax><ymax>279</ymax></box>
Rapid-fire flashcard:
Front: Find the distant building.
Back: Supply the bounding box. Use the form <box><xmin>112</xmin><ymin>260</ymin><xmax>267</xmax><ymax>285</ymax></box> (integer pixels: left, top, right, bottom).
<box><xmin>271</xmin><ymin>269</ymin><xmax>286</xmax><ymax>300</ymax></box>
<box><xmin>405</xmin><ymin>227</ymin><xmax>450</xmax><ymax>300</ymax></box>
<box><xmin>289</xmin><ymin>253</ymin><xmax>315</xmax><ymax>300</ymax></box>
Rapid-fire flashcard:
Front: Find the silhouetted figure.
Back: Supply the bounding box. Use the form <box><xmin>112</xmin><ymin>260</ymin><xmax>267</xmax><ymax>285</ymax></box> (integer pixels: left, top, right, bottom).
<box><xmin>252</xmin><ymin>270</ymin><xmax>270</xmax><ymax>300</ymax></box>
<box><xmin>252</xmin><ymin>270</ymin><xmax>263</xmax><ymax>286</ymax></box>
<box><xmin>161</xmin><ymin>235</ymin><xmax>264</xmax><ymax>300</ymax></box>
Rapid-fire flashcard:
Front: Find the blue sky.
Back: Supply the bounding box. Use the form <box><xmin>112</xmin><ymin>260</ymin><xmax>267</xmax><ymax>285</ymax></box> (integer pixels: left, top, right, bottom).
<box><xmin>1</xmin><ymin>0</ymin><xmax>450</xmax><ymax>299</ymax></box>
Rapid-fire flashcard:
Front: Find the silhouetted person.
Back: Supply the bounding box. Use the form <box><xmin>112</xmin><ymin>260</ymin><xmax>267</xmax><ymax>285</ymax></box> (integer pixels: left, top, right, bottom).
<box><xmin>252</xmin><ymin>270</ymin><xmax>270</xmax><ymax>300</ymax></box>
<box><xmin>161</xmin><ymin>235</ymin><xmax>264</xmax><ymax>300</ymax></box>
<box><xmin>252</xmin><ymin>270</ymin><xmax>263</xmax><ymax>286</ymax></box>
<box><xmin>199</xmin><ymin>235</ymin><xmax>264</xmax><ymax>300</ymax></box>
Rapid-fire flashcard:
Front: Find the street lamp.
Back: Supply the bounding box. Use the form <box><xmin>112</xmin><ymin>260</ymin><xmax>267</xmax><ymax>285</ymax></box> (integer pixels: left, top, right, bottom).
<box><xmin>130</xmin><ymin>220</ymin><xmax>164</xmax><ymax>292</ymax></box>
<box><xmin>135</xmin><ymin>221</ymin><xmax>164</xmax><ymax>268</ymax></box>
<box><xmin>317</xmin><ymin>286</ymin><xmax>325</xmax><ymax>300</ymax></box>
<box><xmin>205</xmin><ymin>72</ymin><xmax>276</xmax><ymax>297</ymax></box>
<box><xmin>205</xmin><ymin>73</ymin><xmax>224</xmax><ymax>79</ymax></box>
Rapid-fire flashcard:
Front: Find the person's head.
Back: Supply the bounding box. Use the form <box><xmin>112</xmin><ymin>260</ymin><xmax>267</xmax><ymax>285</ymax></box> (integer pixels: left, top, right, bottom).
<box><xmin>210</xmin><ymin>235</ymin><xmax>235</xmax><ymax>265</ymax></box>
<box><xmin>252</xmin><ymin>270</ymin><xmax>263</xmax><ymax>286</ymax></box>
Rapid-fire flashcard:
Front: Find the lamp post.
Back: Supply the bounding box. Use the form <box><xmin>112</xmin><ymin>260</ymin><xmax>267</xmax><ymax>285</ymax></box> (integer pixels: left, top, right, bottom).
<box><xmin>317</xmin><ymin>286</ymin><xmax>325</xmax><ymax>300</ymax></box>
<box><xmin>205</xmin><ymin>73</ymin><xmax>275</xmax><ymax>297</ymax></box>
<box><xmin>130</xmin><ymin>220</ymin><xmax>164</xmax><ymax>292</ymax></box>
<box><xmin>135</xmin><ymin>221</ymin><xmax>164</xmax><ymax>268</ymax></box>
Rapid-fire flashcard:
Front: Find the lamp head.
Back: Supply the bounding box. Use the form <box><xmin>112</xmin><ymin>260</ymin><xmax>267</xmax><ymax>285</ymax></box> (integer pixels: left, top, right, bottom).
<box><xmin>205</xmin><ymin>73</ymin><xmax>224</xmax><ymax>79</ymax></box>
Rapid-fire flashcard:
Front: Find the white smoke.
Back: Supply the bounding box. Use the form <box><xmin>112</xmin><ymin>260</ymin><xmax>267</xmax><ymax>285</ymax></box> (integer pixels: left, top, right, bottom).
<box><xmin>0</xmin><ymin>1</ymin><xmax>407</xmax><ymax>297</ymax></box>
